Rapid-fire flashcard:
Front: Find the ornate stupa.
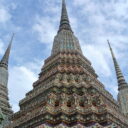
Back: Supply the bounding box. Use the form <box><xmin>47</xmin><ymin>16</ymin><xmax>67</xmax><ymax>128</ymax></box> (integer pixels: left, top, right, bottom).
<box><xmin>0</xmin><ymin>34</ymin><xmax>14</xmax><ymax>127</ymax></box>
<box><xmin>6</xmin><ymin>0</ymin><xmax>128</xmax><ymax>128</ymax></box>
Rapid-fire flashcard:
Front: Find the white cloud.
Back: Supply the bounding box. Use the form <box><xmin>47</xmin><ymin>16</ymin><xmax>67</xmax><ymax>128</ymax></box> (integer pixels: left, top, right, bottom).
<box><xmin>10</xmin><ymin>3</ymin><xmax>17</xmax><ymax>10</ymax></box>
<box><xmin>8</xmin><ymin>60</ymin><xmax>42</xmax><ymax>112</ymax></box>
<box><xmin>32</xmin><ymin>0</ymin><xmax>61</xmax><ymax>45</ymax></box>
<box><xmin>83</xmin><ymin>44</ymin><xmax>111</xmax><ymax>77</ymax></box>
<box><xmin>33</xmin><ymin>16</ymin><xmax>57</xmax><ymax>44</ymax></box>
<box><xmin>42</xmin><ymin>0</ymin><xmax>60</xmax><ymax>14</ymax></box>
<box><xmin>0</xmin><ymin>5</ymin><xmax>11</xmax><ymax>23</ymax></box>
<box><xmin>0</xmin><ymin>40</ymin><xmax>4</xmax><ymax>55</ymax></box>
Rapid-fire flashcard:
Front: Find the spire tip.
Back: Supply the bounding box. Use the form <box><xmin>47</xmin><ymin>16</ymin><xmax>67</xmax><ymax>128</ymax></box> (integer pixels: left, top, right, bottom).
<box><xmin>58</xmin><ymin>0</ymin><xmax>72</xmax><ymax>32</ymax></box>
<box><xmin>0</xmin><ymin>34</ymin><xmax>14</xmax><ymax>69</ymax></box>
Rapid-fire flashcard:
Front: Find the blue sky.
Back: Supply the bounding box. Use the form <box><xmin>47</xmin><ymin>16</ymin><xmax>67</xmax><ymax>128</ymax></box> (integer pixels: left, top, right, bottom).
<box><xmin>0</xmin><ymin>0</ymin><xmax>128</xmax><ymax>112</ymax></box>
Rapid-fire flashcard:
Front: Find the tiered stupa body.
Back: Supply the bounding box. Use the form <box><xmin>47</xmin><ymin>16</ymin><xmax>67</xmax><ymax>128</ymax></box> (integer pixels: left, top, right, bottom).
<box><xmin>0</xmin><ymin>35</ymin><xmax>13</xmax><ymax>127</ymax></box>
<box><xmin>9</xmin><ymin>0</ymin><xmax>128</xmax><ymax>128</ymax></box>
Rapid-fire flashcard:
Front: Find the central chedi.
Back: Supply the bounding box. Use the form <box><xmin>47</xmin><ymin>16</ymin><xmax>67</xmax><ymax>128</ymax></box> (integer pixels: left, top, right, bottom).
<box><xmin>8</xmin><ymin>0</ymin><xmax>128</xmax><ymax>128</ymax></box>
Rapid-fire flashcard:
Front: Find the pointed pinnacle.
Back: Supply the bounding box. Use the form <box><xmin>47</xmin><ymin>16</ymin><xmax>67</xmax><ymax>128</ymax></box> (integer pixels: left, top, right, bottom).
<box><xmin>107</xmin><ymin>40</ymin><xmax>115</xmax><ymax>59</ymax></box>
<box><xmin>58</xmin><ymin>0</ymin><xmax>72</xmax><ymax>33</ymax></box>
<box><xmin>108</xmin><ymin>40</ymin><xmax>127</xmax><ymax>90</ymax></box>
<box><xmin>0</xmin><ymin>33</ymin><xmax>14</xmax><ymax>69</ymax></box>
